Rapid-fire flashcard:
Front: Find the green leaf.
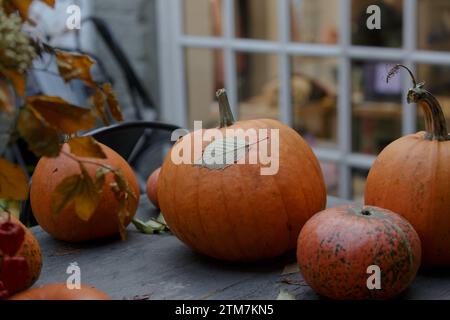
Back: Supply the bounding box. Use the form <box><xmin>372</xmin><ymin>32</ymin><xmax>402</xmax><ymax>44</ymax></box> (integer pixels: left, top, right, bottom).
<box><xmin>132</xmin><ymin>218</ymin><xmax>167</xmax><ymax>234</ymax></box>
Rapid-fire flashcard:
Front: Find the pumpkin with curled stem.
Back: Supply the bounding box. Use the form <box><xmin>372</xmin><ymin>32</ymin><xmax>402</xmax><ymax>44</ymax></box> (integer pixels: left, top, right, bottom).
<box><xmin>10</xmin><ymin>283</ymin><xmax>110</xmax><ymax>300</ymax></box>
<box><xmin>297</xmin><ymin>205</ymin><xmax>421</xmax><ymax>300</ymax></box>
<box><xmin>157</xmin><ymin>89</ymin><xmax>326</xmax><ymax>262</ymax></box>
<box><xmin>365</xmin><ymin>65</ymin><xmax>450</xmax><ymax>267</ymax></box>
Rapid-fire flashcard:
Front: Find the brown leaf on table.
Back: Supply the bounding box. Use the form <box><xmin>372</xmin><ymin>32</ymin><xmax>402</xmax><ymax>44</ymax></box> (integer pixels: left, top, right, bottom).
<box><xmin>17</xmin><ymin>106</ymin><xmax>61</xmax><ymax>157</ymax></box>
<box><xmin>102</xmin><ymin>83</ymin><xmax>123</xmax><ymax>122</ymax></box>
<box><xmin>74</xmin><ymin>166</ymin><xmax>100</xmax><ymax>221</ymax></box>
<box><xmin>56</xmin><ymin>50</ymin><xmax>96</xmax><ymax>87</ymax></box>
<box><xmin>2</xmin><ymin>70</ymin><xmax>26</xmax><ymax>97</ymax></box>
<box><xmin>68</xmin><ymin>136</ymin><xmax>106</xmax><ymax>159</ymax></box>
<box><xmin>0</xmin><ymin>79</ymin><xmax>15</xmax><ymax>114</ymax></box>
<box><xmin>27</xmin><ymin>96</ymin><xmax>96</xmax><ymax>134</ymax></box>
<box><xmin>93</xmin><ymin>88</ymin><xmax>109</xmax><ymax>125</ymax></box>
<box><xmin>0</xmin><ymin>157</ymin><xmax>28</xmax><ymax>200</ymax></box>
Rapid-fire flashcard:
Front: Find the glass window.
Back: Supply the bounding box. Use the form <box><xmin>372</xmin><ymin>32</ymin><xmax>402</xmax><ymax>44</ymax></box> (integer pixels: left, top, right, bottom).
<box><xmin>234</xmin><ymin>0</ymin><xmax>278</xmax><ymax>41</ymax></box>
<box><xmin>417</xmin><ymin>0</ymin><xmax>450</xmax><ymax>51</ymax></box>
<box><xmin>184</xmin><ymin>0</ymin><xmax>223</xmax><ymax>37</ymax></box>
<box><xmin>351</xmin><ymin>0</ymin><xmax>403</xmax><ymax>47</ymax></box>
<box><xmin>351</xmin><ymin>60</ymin><xmax>403</xmax><ymax>155</ymax></box>
<box><xmin>237</xmin><ymin>52</ymin><xmax>279</xmax><ymax>120</ymax></box>
<box><xmin>320</xmin><ymin>161</ymin><xmax>340</xmax><ymax>197</ymax></box>
<box><xmin>185</xmin><ymin>48</ymin><xmax>225</xmax><ymax>128</ymax></box>
<box><xmin>416</xmin><ymin>64</ymin><xmax>450</xmax><ymax>131</ymax></box>
<box><xmin>291</xmin><ymin>56</ymin><xmax>339</xmax><ymax>149</ymax></box>
<box><xmin>290</xmin><ymin>0</ymin><xmax>340</xmax><ymax>44</ymax></box>
<box><xmin>352</xmin><ymin>168</ymin><xmax>369</xmax><ymax>202</ymax></box>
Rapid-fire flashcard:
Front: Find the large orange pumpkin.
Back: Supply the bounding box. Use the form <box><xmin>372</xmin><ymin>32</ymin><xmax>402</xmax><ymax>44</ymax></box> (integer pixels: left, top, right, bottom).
<box><xmin>297</xmin><ymin>205</ymin><xmax>421</xmax><ymax>299</ymax></box>
<box><xmin>365</xmin><ymin>65</ymin><xmax>450</xmax><ymax>267</ymax></box>
<box><xmin>0</xmin><ymin>215</ymin><xmax>42</xmax><ymax>298</ymax></box>
<box><xmin>10</xmin><ymin>283</ymin><xmax>110</xmax><ymax>300</ymax></box>
<box><xmin>30</xmin><ymin>143</ymin><xmax>140</xmax><ymax>242</ymax></box>
<box><xmin>158</xmin><ymin>89</ymin><xmax>326</xmax><ymax>261</ymax></box>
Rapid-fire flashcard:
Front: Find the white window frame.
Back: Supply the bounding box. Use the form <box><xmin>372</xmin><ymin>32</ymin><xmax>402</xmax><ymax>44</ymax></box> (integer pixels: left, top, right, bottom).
<box><xmin>156</xmin><ymin>0</ymin><xmax>450</xmax><ymax>199</ymax></box>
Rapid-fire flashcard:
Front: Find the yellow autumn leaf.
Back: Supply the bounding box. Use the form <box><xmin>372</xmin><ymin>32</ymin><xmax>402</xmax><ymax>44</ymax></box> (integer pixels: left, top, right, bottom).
<box><xmin>102</xmin><ymin>83</ymin><xmax>123</xmax><ymax>122</ymax></box>
<box><xmin>0</xmin><ymin>79</ymin><xmax>14</xmax><ymax>114</ymax></box>
<box><xmin>0</xmin><ymin>157</ymin><xmax>28</xmax><ymax>200</ymax></box>
<box><xmin>68</xmin><ymin>136</ymin><xmax>106</xmax><ymax>159</ymax></box>
<box><xmin>27</xmin><ymin>96</ymin><xmax>96</xmax><ymax>134</ymax></box>
<box><xmin>51</xmin><ymin>174</ymin><xmax>81</xmax><ymax>214</ymax></box>
<box><xmin>2</xmin><ymin>70</ymin><xmax>26</xmax><ymax>96</ymax></box>
<box><xmin>56</xmin><ymin>50</ymin><xmax>96</xmax><ymax>87</ymax></box>
<box><xmin>40</xmin><ymin>0</ymin><xmax>55</xmax><ymax>7</ymax></box>
<box><xmin>93</xmin><ymin>88</ymin><xmax>109</xmax><ymax>125</ymax></box>
<box><xmin>17</xmin><ymin>106</ymin><xmax>61</xmax><ymax>157</ymax></box>
<box><xmin>74</xmin><ymin>168</ymin><xmax>100</xmax><ymax>221</ymax></box>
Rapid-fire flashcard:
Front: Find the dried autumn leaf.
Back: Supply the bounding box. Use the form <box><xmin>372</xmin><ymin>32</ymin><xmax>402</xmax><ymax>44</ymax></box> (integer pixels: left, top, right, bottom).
<box><xmin>102</xmin><ymin>83</ymin><xmax>123</xmax><ymax>122</ymax></box>
<box><xmin>2</xmin><ymin>70</ymin><xmax>25</xmax><ymax>96</ymax></box>
<box><xmin>0</xmin><ymin>157</ymin><xmax>28</xmax><ymax>200</ymax></box>
<box><xmin>27</xmin><ymin>96</ymin><xmax>96</xmax><ymax>134</ymax></box>
<box><xmin>0</xmin><ymin>79</ymin><xmax>14</xmax><ymax>114</ymax></box>
<box><xmin>74</xmin><ymin>167</ymin><xmax>100</xmax><ymax>221</ymax></box>
<box><xmin>7</xmin><ymin>0</ymin><xmax>33</xmax><ymax>20</ymax></box>
<box><xmin>93</xmin><ymin>88</ymin><xmax>109</xmax><ymax>125</ymax></box>
<box><xmin>56</xmin><ymin>50</ymin><xmax>96</xmax><ymax>87</ymax></box>
<box><xmin>40</xmin><ymin>0</ymin><xmax>55</xmax><ymax>7</ymax></box>
<box><xmin>68</xmin><ymin>136</ymin><xmax>106</xmax><ymax>159</ymax></box>
<box><xmin>17</xmin><ymin>106</ymin><xmax>61</xmax><ymax>157</ymax></box>
<box><xmin>117</xmin><ymin>196</ymin><xmax>128</xmax><ymax>240</ymax></box>
<box><xmin>51</xmin><ymin>174</ymin><xmax>80</xmax><ymax>214</ymax></box>
<box><xmin>95</xmin><ymin>167</ymin><xmax>109</xmax><ymax>190</ymax></box>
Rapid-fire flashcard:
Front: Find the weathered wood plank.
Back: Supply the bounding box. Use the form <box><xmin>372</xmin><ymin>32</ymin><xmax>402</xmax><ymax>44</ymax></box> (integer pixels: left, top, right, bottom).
<box><xmin>30</xmin><ymin>196</ymin><xmax>450</xmax><ymax>300</ymax></box>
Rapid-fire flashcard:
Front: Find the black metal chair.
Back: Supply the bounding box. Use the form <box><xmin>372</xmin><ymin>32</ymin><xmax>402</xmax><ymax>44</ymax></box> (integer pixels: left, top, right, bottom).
<box><xmin>20</xmin><ymin>120</ymin><xmax>183</xmax><ymax>227</ymax></box>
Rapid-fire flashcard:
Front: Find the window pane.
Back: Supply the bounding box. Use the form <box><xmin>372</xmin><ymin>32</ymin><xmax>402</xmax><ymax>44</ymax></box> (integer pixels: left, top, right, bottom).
<box><xmin>352</xmin><ymin>168</ymin><xmax>369</xmax><ymax>202</ymax></box>
<box><xmin>320</xmin><ymin>161</ymin><xmax>339</xmax><ymax>197</ymax></box>
<box><xmin>351</xmin><ymin>60</ymin><xmax>403</xmax><ymax>155</ymax></box>
<box><xmin>290</xmin><ymin>0</ymin><xmax>340</xmax><ymax>44</ymax></box>
<box><xmin>417</xmin><ymin>0</ymin><xmax>450</xmax><ymax>51</ymax></box>
<box><xmin>416</xmin><ymin>64</ymin><xmax>450</xmax><ymax>131</ymax></box>
<box><xmin>237</xmin><ymin>52</ymin><xmax>279</xmax><ymax>120</ymax></box>
<box><xmin>235</xmin><ymin>0</ymin><xmax>278</xmax><ymax>41</ymax></box>
<box><xmin>351</xmin><ymin>0</ymin><xmax>403</xmax><ymax>47</ymax></box>
<box><xmin>185</xmin><ymin>48</ymin><xmax>224</xmax><ymax>129</ymax></box>
<box><xmin>184</xmin><ymin>0</ymin><xmax>223</xmax><ymax>37</ymax></box>
<box><xmin>291</xmin><ymin>56</ymin><xmax>338</xmax><ymax>149</ymax></box>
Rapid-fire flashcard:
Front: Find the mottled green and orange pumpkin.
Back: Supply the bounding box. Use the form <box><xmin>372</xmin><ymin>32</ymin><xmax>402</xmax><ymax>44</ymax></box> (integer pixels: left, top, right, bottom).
<box><xmin>158</xmin><ymin>89</ymin><xmax>326</xmax><ymax>261</ymax></box>
<box><xmin>365</xmin><ymin>65</ymin><xmax>450</xmax><ymax>267</ymax></box>
<box><xmin>297</xmin><ymin>205</ymin><xmax>421</xmax><ymax>299</ymax></box>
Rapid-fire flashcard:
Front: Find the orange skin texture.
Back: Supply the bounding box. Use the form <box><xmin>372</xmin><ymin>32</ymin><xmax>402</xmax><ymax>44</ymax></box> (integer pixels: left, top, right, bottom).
<box><xmin>297</xmin><ymin>205</ymin><xmax>421</xmax><ymax>300</ymax></box>
<box><xmin>365</xmin><ymin>132</ymin><xmax>450</xmax><ymax>267</ymax></box>
<box><xmin>146</xmin><ymin>167</ymin><xmax>160</xmax><ymax>208</ymax></box>
<box><xmin>158</xmin><ymin>119</ymin><xmax>327</xmax><ymax>262</ymax></box>
<box><xmin>30</xmin><ymin>143</ymin><xmax>140</xmax><ymax>242</ymax></box>
<box><xmin>0</xmin><ymin>216</ymin><xmax>42</xmax><ymax>297</ymax></box>
<box><xmin>10</xmin><ymin>283</ymin><xmax>110</xmax><ymax>300</ymax></box>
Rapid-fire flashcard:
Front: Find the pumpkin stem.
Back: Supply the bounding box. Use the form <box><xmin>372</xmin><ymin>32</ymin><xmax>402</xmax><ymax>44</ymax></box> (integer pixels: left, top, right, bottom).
<box><xmin>387</xmin><ymin>64</ymin><xmax>449</xmax><ymax>141</ymax></box>
<box><xmin>216</xmin><ymin>89</ymin><xmax>235</xmax><ymax>128</ymax></box>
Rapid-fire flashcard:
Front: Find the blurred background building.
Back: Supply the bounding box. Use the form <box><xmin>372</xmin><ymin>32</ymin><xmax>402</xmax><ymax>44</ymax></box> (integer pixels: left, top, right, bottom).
<box><xmin>31</xmin><ymin>0</ymin><xmax>450</xmax><ymax>201</ymax></box>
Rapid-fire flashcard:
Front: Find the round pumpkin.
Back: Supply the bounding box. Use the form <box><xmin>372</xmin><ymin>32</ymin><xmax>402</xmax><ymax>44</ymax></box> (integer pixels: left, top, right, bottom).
<box><xmin>297</xmin><ymin>205</ymin><xmax>421</xmax><ymax>299</ymax></box>
<box><xmin>146</xmin><ymin>167</ymin><xmax>160</xmax><ymax>208</ymax></box>
<box><xmin>158</xmin><ymin>89</ymin><xmax>326</xmax><ymax>261</ymax></box>
<box><xmin>0</xmin><ymin>215</ymin><xmax>42</xmax><ymax>298</ymax></box>
<box><xmin>365</xmin><ymin>65</ymin><xmax>450</xmax><ymax>267</ymax></box>
<box><xmin>10</xmin><ymin>283</ymin><xmax>110</xmax><ymax>300</ymax></box>
<box><xmin>30</xmin><ymin>143</ymin><xmax>140</xmax><ymax>242</ymax></box>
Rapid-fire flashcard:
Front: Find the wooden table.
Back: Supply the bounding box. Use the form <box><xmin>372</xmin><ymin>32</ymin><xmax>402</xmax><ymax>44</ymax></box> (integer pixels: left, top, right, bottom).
<box><xmin>31</xmin><ymin>196</ymin><xmax>450</xmax><ymax>300</ymax></box>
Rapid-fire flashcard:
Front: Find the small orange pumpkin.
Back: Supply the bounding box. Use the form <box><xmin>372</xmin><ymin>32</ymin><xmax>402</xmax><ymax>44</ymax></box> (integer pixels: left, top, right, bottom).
<box><xmin>146</xmin><ymin>167</ymin><xmax>160</xmax><ymax>208</ymax></box>
<box><xmin>365</xmin><ymin>65</ymin><xmax>450</xmax><ymax>267</ymax></box>
<box><xmin>297</xmin><ymin>205</ymin><xmax>421</xmax><ymax>299</ymax></box>
<box><xmin>0</xmin><ymin>215</ymin><xmax>42</xmax><ymax>298</ymax></box>
<box><xmin>30</xmin><ymin>143</ymin><xmax>140</xmax><ymax>242</ymax></box>
<box><xmin>10</xmin><ymin>283</ymin><xmax>110</xmax><ymax>300</ymax></box>
<box><xmin>158</xmin><ymin>89</ymin><xmax>326</xmax><ymax>261</ymax></box>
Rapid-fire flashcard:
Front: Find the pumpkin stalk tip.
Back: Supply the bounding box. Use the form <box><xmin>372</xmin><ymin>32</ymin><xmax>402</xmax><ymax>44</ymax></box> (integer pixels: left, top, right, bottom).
<box><xmin>216</xmin><ymin>88</ymin><xmax>235</xmax><ymax>128</ymax></box>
